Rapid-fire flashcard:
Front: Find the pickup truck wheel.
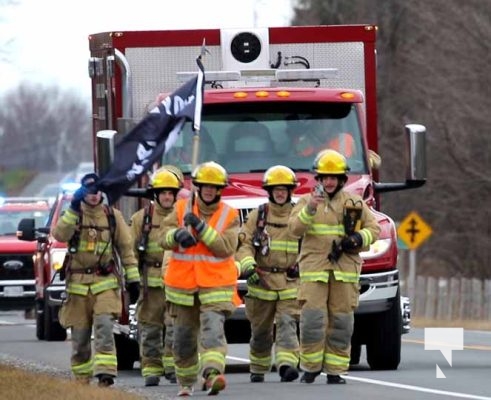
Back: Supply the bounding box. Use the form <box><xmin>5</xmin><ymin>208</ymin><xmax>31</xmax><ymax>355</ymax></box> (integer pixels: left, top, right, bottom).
<box><xmin>44</xmin><ymin>302</ymin><xmax>67</xmax><ymax>341</ymax></box>
<box><xmin>349</xmin><ymin>342</ymin><xmax>361</xmax><ymax>366</ymax></box>
<box><xmin>36</xmin><ymin>302</ymin><xmax>45</xmax><ymax>340</ymax></box>
<box><xmin>366</xmin><ymin>294</ymin><xmax>402</xmax><ymax>370</ymax></box>
<box><xmin>115</xmin><ymin>333</ymin><xmax>139</xmax><ymax>370</ymax></box>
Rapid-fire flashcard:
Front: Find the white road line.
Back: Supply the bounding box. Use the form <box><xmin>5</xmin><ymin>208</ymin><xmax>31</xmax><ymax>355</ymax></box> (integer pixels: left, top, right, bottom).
<box><xmin>226</xmin><ymin>355</ymin><xmax>491</xmax><ymax>400</ymax></box>
<box><xmin>345</xmin><ymin>375</ymin><xmax>491</xmax><ymax>400</ymax></box>
<box><xmin>0</xmin><ymin>320</ymin><xmax>15</xmax><ymax>325</ymax></box>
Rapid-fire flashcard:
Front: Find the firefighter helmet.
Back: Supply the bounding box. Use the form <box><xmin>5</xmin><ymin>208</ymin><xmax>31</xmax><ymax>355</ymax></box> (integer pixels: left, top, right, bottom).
<box><xmin>192</xmin><ymin>161</ymin><xmax>228</xmax><ymax>188</ymax></box>
<box><xmin>313</xmin><ymin>149</ymin><xmax>350</xmax><ymax>175</ymax></box>
<box><xmin>160</xmin><ymin>164</ymin><xmax>184</xmax><ymax>185</ymax></box>
<box><xmin>148</xmin><ymin>168</ymin><xmax>182</xmax><ymax>190</ymax></box>
<box><xmin>262</xmin><ymin>165</ymin><xmax>298</xmax><ymax>189</ymax></box>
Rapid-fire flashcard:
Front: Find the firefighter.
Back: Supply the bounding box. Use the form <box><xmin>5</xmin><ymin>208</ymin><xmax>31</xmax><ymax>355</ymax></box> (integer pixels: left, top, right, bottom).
<box><xmin>130</xmin><ymin>166</ymin><xmax>184</xmax><ymax>386</ymax></box>
<box><xmin>159</xmin><ymin>161</ymin><xmax>239</xmax><ymax>397</ymax></box>
<box><xmin>288</xmin><ymin>150</ymin><xmax>380</xmax><ymax>384</ymax></box>
<box><xmin>53</xmin><ymin>173</ymin><xmax>140</xmax><ymax>387</ymax></box>
<box><xmin>236</xmin><ymin>165</ymin><xmax>301</xmax><ymax>383</ymax></box>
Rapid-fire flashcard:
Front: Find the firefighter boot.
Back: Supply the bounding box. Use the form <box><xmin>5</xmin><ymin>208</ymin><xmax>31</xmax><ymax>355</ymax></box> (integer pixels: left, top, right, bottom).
<box><xmin>327</xmin><ymin>374</ymin><xmax>347</xmax><ymax>384</ymax></box>
<box><xmin>202</xmin><ymin>368</ymin><xmax>226</xmax><ymax>395</ymax></box>
<box><xmin>97</xmin><ymin>373</ymin><xmax>115</xmax><ymax>387</ymax></box>
<box><xmin>145</xmin><ymin>375</ymin><xmax>160</xmax><ymax>386</ymax></box>
<box><xmin>250</xmin><ymin>373</ymin><xmax>265</xmax><ymax>383</ymax></box>
<box><xmin>165</xmin><ymin>371</ymin><xmax>177</xmax><ymax>384</ymax></box>
<box><xmin>300</xmin><ymin>370</ymin><xmax>321</xmax><ymax>384</ymax></box>
<box><xmin>279</xmin><ymin>365</ymin><xmax>299</xmax><ymax>382</ymax></box>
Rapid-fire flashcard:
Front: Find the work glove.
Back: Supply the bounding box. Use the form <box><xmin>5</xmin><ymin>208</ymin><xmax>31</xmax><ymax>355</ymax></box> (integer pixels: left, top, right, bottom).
<box><xmin>126</xmin><ymin>281</ymin><xmax>140</xmax><ymax>304</ymax></box>
<box><xmin>241</xmin><ymin>265</ymin><xmax>269</xmax><ymax>288</ymax></box>
<box><xmin>328</xmin><ymin>241</ymin><xmax>343</xmax><ymax>263</ymax></box>
<box><xmin>174</xmin><ymin>227</ymin><xmax>197</xmax><ymax>248</ymax></box>
<box><xmin>341</xmin><ymin>232</ymin><xmax>363</xmax><ymax>251</ymax></box>
<box><xmin>286</xmin><ymin>263</ymin><xmax>300</xmax><ymax>280</ymax></box>
<box><xmin>183</xmin><ymin>212</ymin><xmax>205</xmax><ymax>234</ymax></box>
<box><xmin>70</xmin><ymin>186</ymin><xmax>88</xmax><ymax>212</ymax></box>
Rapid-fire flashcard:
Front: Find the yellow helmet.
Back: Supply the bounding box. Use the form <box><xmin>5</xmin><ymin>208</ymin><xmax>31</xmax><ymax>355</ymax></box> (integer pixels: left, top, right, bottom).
<box><xmin>262</xmin><ymin>165</ymin><xmax>298</xmax><ymax>189</ymax></box>
<box><xmin>160</xmin><ymin>164</ymin><xmax>184</xmax><ymax>185</ymax></box>
<box><xmin>313</xmin><ymin>149</ymin><xmax>350</xmax><ymax>175</ymax></box>
<box><xmin>192</xmin><ymin>161</ymin><xmax>228</xmax><ymax>187</ymax></box>
<box><xmin>149</xmin><ymin>168</ymin><xmax>182</xmax><ymax>190</ymax></box>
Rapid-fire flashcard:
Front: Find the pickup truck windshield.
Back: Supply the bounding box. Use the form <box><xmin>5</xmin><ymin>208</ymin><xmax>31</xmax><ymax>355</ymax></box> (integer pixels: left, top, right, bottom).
<box><xmin>161</xmin><ymin>101</ymin><xmax>367</xmax><ymax>174</ymax></box>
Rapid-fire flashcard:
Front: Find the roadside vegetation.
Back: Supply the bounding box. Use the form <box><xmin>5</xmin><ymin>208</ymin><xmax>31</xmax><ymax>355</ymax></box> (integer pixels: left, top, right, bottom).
<box><xmin>0</xmin><ymin>364</ymin><xmax>143</xmax><ymax>400</ymax></box>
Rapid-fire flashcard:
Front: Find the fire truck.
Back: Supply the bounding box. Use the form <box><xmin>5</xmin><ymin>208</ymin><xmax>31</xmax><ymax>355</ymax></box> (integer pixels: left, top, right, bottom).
<box><xmin>88</xmin><ymin>24</ymin><xmax>425</xmax><ymax>370</ymax></box>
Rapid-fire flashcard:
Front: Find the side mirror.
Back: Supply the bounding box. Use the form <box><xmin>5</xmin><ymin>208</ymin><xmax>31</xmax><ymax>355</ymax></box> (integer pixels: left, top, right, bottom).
<box><xmin>17</xmin><ymin>218</ymin><xmax>35</xmax><ymax>241</ymax></box>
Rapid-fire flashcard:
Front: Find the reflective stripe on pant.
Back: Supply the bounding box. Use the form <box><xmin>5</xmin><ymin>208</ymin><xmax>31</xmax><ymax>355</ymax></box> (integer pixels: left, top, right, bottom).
<box><xmin>137</xmin><ymin>287</ymin><xmax>166</xmax><ymax>377</ymax></box>
<box><xmin>245</xmin><ymin>296</ymin><xmax>300</xmax><ymax>374</ymax></box>
<box><xmin>169</xmin><ymin>295</ymin><xmax>230</xmax><ymax>386</ymax></box>
<box><xmin>298</xmin><ymin>273</ymin><xmax>358</xmax><ymax>375</ymax></box>
<box><xmin>61</xmin><ymin>289</ymin><xmax>120</xmax><ymax>378</ymax></box>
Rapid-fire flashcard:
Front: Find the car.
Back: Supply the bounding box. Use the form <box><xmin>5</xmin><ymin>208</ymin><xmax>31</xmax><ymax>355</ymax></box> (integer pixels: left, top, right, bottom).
<box><xmin>0</xmin><ymin>197</ymin><xmax>50</xmax><ymax>312</ymax></box>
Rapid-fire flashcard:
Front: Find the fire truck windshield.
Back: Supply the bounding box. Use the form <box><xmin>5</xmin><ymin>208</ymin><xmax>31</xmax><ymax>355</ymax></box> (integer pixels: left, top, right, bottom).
<box><xmin>160</xmin><ymin>101</ymin><xmax>368</xmax><ymax>175</ymax></box>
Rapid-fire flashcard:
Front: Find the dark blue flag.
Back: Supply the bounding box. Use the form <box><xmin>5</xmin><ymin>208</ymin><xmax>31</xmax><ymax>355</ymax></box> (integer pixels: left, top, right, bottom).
<box><xmin>97</xmin><ymin>58</ymin><xmax>204</xmax><ymax>205</ymax></box>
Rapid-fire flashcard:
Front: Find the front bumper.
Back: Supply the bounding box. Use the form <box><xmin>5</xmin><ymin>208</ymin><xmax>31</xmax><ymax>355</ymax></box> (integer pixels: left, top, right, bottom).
<box><xmin>0</xmin><ymin>279</ymin><xmax>36</xmax><ymax>310</ymax></box>
<box><xmin>356</xmin><ymin>269</ymin><xmax>399</xmax><ymax>314</ymax></box>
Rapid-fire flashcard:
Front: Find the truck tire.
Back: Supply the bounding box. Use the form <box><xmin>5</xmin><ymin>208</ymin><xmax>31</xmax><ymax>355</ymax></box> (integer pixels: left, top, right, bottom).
<box><xmin>349</xmin><ymin>342</ymin><xmax>361</xmax><ymax>366</ymax></box>
<box><xmin>36</xmin><ymin>302</ymin><xmax>45</xmax><ymax>340</ymax></box>
<box><xmin>366</xmin><ymin>294</ymin><xmax>402</xmax><ymax>370</ymax></box>
<box><xmin>115</xmin><ymin>333</ymin><xmax>139</xmax><ymax>370</ymax></box>
<box><xmin>224</xmin><ymin>319</ymin><xmax>251</xmax><ymax>344</ymax></box>
<box><xmin>44</xmin><ymin>302</ymin><xmax>67</xmax><ymax>342</ymax></box>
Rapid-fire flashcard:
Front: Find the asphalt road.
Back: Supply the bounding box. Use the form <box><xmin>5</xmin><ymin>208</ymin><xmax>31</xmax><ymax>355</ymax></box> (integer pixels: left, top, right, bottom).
<box><xmin>1</xmin><ymin>311</ymin><xmax>490</xmax><ymax>400</ymax></box>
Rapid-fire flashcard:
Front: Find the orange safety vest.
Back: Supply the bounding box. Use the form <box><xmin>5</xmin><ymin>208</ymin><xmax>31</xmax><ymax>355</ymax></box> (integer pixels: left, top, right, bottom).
<box><xmin>165</xmin><ymin>199</ymin><xmax>238</xmax><ymax>290</ymax></box>
<box><xmin>298</xmin><ymin>133</ymin><xmax>355</xmax><ymax>158</ymax></box>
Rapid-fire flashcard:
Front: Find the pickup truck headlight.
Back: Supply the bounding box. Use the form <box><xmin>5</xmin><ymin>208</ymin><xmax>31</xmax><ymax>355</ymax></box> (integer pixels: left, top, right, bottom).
<box><xmin>359</xmin><ymin>238</ymin><xmax>391</xmax><ymax>260</ymax></box>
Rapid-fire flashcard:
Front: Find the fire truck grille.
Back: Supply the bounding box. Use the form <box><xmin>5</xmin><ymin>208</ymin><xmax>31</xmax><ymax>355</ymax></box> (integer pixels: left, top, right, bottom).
<box><xmin>0</xmin><ymin>254</ymin><xmax>35</xmax><ymax>280</ymax></box>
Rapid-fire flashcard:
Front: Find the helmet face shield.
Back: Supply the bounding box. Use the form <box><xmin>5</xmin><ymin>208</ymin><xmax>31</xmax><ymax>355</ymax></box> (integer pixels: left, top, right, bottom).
<box><xmin>262</xmin><ymin>165</ymin><xmax>298</xmax><ymax>189</ymax></box>
<box><xmin>192</xmin><ymin>161</ymin><xmax>228</xmax><ymax>188</ymax></box>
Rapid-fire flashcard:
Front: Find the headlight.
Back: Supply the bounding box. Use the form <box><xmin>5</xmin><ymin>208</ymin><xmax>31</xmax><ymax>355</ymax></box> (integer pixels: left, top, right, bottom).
<box><xmin>359</xmin><ymin>238</ymin><xmax>391</xmax><ymax>260</ymax></box>
<box><xmin>51</xmin><ymin>249</ymin><xmax>67</xmax><ymax>271</ymax></box>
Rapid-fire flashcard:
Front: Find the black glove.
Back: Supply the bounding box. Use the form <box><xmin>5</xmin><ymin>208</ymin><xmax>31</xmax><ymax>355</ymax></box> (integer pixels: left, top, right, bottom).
<box><xmin>70</xmin><ymin>186</ymin><xmax>88</xmax><ymax>212</ymax></box>
<box><xmin>341</xmin><ymin>232</ymin><xmax>363</xmax><ymax>251</ymax></box>
<box><xmin>174</xmin><ymin>228</ymin><xmax>197</xmax><ymax>248</ymax></box>
<box><xmin>241</xmin><ymin>265</ymin><xmax>270</xmax><ymax>289</ymax></box>
<box><xmin>286</xmin><ymin>263</ymin><xmax>300</xmax><ymax>279</ymax></box>
<box><xmin>183</xmin><ymin>212</ymin><xmax>205</xmax><ymax>234</ymax></box>
<box><xmin>328</xmin><ymin>241</ymin><xmax>343</xmax><ymax>263</ymax></box>
<box><xmin>126</xmin><ymin>281</ymin><xmax>140</xmax><ymax>304</ymax></box>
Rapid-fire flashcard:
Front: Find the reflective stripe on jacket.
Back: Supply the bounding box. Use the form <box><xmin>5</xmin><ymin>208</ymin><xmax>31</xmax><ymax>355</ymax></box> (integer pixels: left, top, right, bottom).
<box><xmin>165</xmin><ymin>199</ymin><xmax>238</xmax><ymax>290</ymax></box>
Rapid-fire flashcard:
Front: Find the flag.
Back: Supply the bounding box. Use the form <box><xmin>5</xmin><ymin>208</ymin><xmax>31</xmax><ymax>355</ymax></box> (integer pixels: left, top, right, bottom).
<box><xmin>97</xmin><ymin>57</ymin><xmax>205</xmax><ymax>205</ymax></box>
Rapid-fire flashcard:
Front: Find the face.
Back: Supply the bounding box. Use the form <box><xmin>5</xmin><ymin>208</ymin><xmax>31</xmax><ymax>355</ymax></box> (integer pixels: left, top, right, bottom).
<box><xmin>84</xmin><ymin>191</ymin><xmax>102</xmax><ymax>206</ymax></box>
<box><xmin>200</xmin><ymin>185</ymin><xmax>219</xmax><ymax>203</ymax></box>
<box><xmin>157</xmin><ymin>190</ymin><xmax>176</xmax><ymax>208</ymax></box>
<box><xmin>319</xmin><ymin>175</ymin><xmax>340</xmax><ymax>195</ymax></box>
<box><xmin>271</xmin><ymin>186</ymin><xmax>289</xmax><ymax>205</ymax></box>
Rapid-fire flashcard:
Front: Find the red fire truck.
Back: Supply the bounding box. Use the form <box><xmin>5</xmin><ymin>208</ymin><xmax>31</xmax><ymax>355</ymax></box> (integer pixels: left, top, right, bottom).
<box><xmin>88</xmin><ymin>24</ymin><xmax>425</xmax><ymax>370</ymax></box>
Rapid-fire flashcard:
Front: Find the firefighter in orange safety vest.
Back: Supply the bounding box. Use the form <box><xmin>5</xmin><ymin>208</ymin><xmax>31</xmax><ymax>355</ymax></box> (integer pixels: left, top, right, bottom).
<box><xmin>288</xmin><ymin>150</ymin><xmax>380</xmax><ymax>384</ymax></box>
<box><xmin>53</xmin><ymin>173</ymin><xmax>140</xmax><ymax>387</ymax></box>
<box><xmin>159</xmin><ymin>161</ymin><xmax>239</xmax><ymax>397</ymax></box>
<box><xmin>130</xmin><ymin>166</ymin><xmax>185</xmax><ymax>386</ymax></box>
<box><xmin>236</xmin><ymin>165</ymin><xmax>302</xmax><ymax>384</ymax></box>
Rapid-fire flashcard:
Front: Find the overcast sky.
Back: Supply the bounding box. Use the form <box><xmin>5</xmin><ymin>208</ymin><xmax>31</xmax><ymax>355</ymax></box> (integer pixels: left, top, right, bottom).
<box><xmin>0</xmin><ymin>0</ymin><xmax>293</xmax><ymax>99</ymax></box>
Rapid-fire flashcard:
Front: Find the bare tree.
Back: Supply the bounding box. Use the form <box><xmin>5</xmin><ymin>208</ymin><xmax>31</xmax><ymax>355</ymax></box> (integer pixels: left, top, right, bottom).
<box><xmin>0</xmin><ymin>83</ymin><xmax>92</xmax><ymax>172</ymax></box>
<box><xmin>291</xmin><ymin>0</ymin><xmax>491</xmax><ymax>278</ymax></box>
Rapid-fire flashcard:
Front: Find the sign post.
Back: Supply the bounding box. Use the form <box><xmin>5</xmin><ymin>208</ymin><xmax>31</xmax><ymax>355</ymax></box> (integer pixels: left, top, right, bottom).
<box><xmin>397</xmin><ymin>211</ymin><xmax>433</xmax><ymax>303</ymax></box>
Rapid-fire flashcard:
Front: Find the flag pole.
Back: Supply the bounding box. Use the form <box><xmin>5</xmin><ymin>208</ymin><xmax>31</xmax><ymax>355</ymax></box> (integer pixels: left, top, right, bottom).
<box><xmin>191</xmin><ymin>39</ymin><xmax>207</xmax><ymax>171</ymax></box>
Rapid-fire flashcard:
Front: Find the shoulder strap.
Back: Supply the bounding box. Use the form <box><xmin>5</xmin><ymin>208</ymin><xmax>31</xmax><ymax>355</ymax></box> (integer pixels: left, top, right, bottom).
<box><xmin>104</xmin><ymin>205</ymin><xmax>116</xmax><ymax>241</ymax></box>
<box><xmin>142</xmin><ymin>203</ymin><xmax>154</xmax><ymax>233</ymax></box>
<box><xmin>256</xmin><ymin>203</ymin><xmax>268</xmax><ymax>231</ymax></box>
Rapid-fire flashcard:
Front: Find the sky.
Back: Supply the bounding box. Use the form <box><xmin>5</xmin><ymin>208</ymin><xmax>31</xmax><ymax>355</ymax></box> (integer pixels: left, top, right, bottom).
<box><xmin>0</xmin><ymin>0</ymin><xmax>294</xmax><ymax>100</ymax></box>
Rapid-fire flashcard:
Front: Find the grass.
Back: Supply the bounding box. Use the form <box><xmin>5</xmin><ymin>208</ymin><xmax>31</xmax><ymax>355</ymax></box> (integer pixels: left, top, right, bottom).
<box><xmin>0</xmin><ymin>364</ymin><xmax>143</xmax><ymax>400</ymax></box>
<box><xmin>412</xmin><ymin>317</ymin><xmax>491</xmax><ymax>331</ymax></box>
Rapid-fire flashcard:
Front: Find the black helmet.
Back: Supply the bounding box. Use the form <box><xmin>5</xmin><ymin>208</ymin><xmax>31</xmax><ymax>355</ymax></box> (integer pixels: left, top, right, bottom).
<box><xmin>80</xmin><ymin>173</ymin><xmax>100</xmax><ymax>194</ymax></box>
